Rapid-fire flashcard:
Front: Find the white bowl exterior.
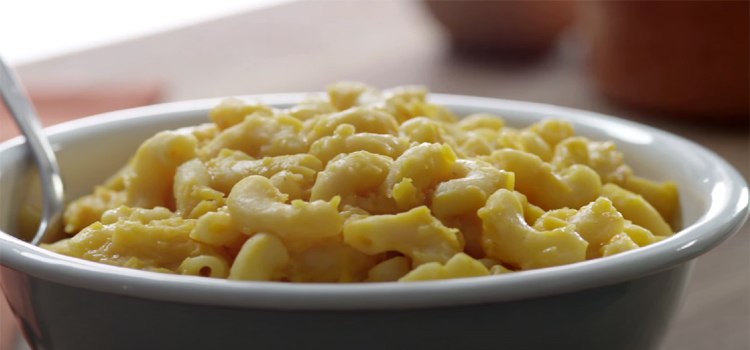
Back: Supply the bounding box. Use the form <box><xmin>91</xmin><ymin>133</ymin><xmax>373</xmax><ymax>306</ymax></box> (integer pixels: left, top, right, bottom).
<box><xmin>0</xmin><ymin>94</ymin><xmax>747</xmax><ymax>310</ymax></box>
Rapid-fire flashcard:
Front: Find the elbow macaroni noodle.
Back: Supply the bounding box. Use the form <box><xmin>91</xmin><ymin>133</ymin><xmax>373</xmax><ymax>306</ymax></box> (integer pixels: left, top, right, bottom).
<box><xmin>42</xmin><ymin>82</ymin><xmax>680</xmax><ymax>283</ymax></box>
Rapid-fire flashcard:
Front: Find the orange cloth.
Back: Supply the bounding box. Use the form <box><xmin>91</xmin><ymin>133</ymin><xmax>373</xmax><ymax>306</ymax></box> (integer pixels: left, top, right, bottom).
<box><xmin>1</xmin><ymin>81</ymin><xmax>162</xmax><ymax>141</ymax></box>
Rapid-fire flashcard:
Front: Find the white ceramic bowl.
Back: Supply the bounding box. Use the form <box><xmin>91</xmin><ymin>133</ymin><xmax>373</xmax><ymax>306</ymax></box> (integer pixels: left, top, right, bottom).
<box><xmin>1</xmin><ymin>94</ymin><xmax>747</xmax><ymax>350</ymax></box>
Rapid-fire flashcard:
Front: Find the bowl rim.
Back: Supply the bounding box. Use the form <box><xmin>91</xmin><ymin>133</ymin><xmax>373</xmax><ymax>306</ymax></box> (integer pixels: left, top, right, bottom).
<box><xmin>1</xmin><ymin>93</ymin><xmax>747</xmax><ymax>310</ymax></box>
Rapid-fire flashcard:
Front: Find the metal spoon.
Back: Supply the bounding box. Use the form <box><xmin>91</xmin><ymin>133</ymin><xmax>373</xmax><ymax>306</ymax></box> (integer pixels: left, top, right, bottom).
<box><xmin>0</xmin><ymin>55</ymin><xmax>65</xmax><ymax>245</ymax></box>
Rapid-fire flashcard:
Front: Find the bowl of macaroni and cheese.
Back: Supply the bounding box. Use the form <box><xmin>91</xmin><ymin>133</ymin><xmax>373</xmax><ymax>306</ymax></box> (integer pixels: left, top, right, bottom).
<box><xmin>0</xmin><ymin>83</ymin><xmax>747</xmax><ymax>350</ymax></box>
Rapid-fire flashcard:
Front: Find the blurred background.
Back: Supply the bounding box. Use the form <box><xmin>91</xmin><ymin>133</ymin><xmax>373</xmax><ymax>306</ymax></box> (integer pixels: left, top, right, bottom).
<box><xmin>0</xmin><ymin>1</ymin><xmax>748</xmax><ymax>349</ymax></box>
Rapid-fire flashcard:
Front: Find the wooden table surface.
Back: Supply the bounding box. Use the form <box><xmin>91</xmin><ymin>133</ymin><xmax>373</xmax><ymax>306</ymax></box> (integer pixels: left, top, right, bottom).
<box><xmin>12</xmin><ymin>1</ymin><xmax>750</xmax><ymax>349</ymax></box>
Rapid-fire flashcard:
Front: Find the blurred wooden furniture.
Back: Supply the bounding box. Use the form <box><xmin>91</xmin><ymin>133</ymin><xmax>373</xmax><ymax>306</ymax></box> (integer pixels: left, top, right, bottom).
<box><xmin>423</xmin><ymin>0</ymin><xmax>575</xmax><ymax>55</ymax></box>
<box><xmin>7</xmin><ymin>2</ymin><xmax>748</xmax><ymax>349</ymax></box>
<box><xmin>582</xmin><ymin>1</ymin><xmax>749</xmax><ymax>120</ymax></box>
<box><xmin>0</xmin><ymin>82</ymin><xmax>162</xmax><ymax>142</ymax></box>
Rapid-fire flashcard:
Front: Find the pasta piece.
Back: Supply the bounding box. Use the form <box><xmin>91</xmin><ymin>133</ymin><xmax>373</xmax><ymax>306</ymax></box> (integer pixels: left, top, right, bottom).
<box><xmin>207</xmin><ymin>151</ymin><xmax>322</xmax><ymax>196</ymax></box>
<box><xmin>305</xmin><ymin>106</ymin><xmax>400</xmax><ymax>142</ymax></box>
<box><xmin>383</xmin><ymin>143</ymin><xmax>458</xmax><ymax>210</ymax></box>
<box><xmin>399</xmin><ymin>117</ymin><xmax>451</xmax><ymax>144</ymax></box>
<box><xmin>534</xmin><ymin>198</ymin><xmax>626</xmax><ymax>260</ymax></box>
<box><xmin>328</xmin><ymin>81</ymin><xmax>372</xmax><ymax>111</ymax></box>
<box><xmin>601</xmin><ymin>184</ymin><xmax>673</xmax><ymax>237</ymax></box>
<box><xmin>432</xmin><ymin>159</ymin><xmax>514</xmax><ymax>220</ymax></box>
<box><xmin>286</xmin><ymin>236</ymin><xmax>381</xmax><ymax>283</ymax></box>
<box><xmin>374</xmin><ymin>85</ymin><xmax>458</xmax><ymax>124</ymax></box>
<box><xmin>620</xmin><ymin>176</ymin><xmax>679</xmax><ymax>224</ymax></box>
<box><xmin>479</xmin><ymin>189</ymin><xmax>588</xmax><ymax>270</ymax></box>
<box><xmin>125</xmin><ymin>131</ymin><xmax>199</xmax><ymax>209</ymax></box>
<box><xmin>480</xmin><ymin>149</ymin><xmax>601</xmax><ymax>210</ymax></box>
<box><xmin>67</xmin><ymin>215</ymin><xmax>219</xmax><ymax>272</ymax></box>
<box><xmin>227</xmin><ymin>176</ymin><xmax>343</xmax><ymax>250</ymax></box>
<box><xmin>173</xmin><ymin>159</ymin><xmax>224</xmax><ymax>218</ymax></box>
<box><xmin>179</xmin><ymin>255</ymin><xmax>230</xmax><ymax>278</ymax></box>
<box><xmin>526</xmin><ymin>118</ymin><xmax>575</xmax><ymax>148</ymax></box>
<box><xmin>399</xmin><ymin>253</ymin><xmax>489</xmax><ymax>282</ymax></box>
<box><xmin>63</xmin><ymin>186</ymin><xmax>126</xmax><ymax>233</ymax></box>
<box><xmin>229</xmin><ymin>233</ymin><xmax>289</xmax><ymax>281</ymax></box>
<box><xmin>601</xmin><ymin>233</ymin><xmax>639</xmax><ymax>257</ymax></box>
<box><xmin>285</xmin><ymin>94</ymin><xmax>337</xmax><ymax>121</ymax></box>
<box><xmin>456</xmin><ymin>114</ymin><xmax>505</xmax><ymax>131</ymax></box>
<box><xmin>366</xmin><ymin>256</ymin><xmax>411</xmax><ymax>282</ymax></box>
<box><xmin>310</xmin><ymin>151</ymin><xmax>397</xmax><ymax>214</ymax></box>
<box><xmin>100</xmin><ymin>206</ymin><xmax>173</xmax><ymax>225</ymax></box>
<box><xmin>343</xmin><ymin>206</ymin><xmax>461</xmax><ymax>267</ymax></box>
<box><xmin>551</xmin><ymin>137</ymin><xmax>631</xmax><ymax>184</ymax></box>
<box><xmin>201</xmin><ymin>112</ymin><xmax>307</xmax><ymax>158</ymax></box>
<box><xmin>489</xmin><ymin>265</ymin><xmax>513</xmax><ymax>275</ymax></box>
<box><xmin>209</xmin><ymin>98</ymin><xmax>274</xmax><ymax>130</ymax></box>
<box><xmin>189</xmin><ymin>208</ymin><xmax>246</xmax><ymax>248</ymax></box>
<box><xmin>309</xmin><ymin>124</ymin><xmax>410</xmax><ymax>165</ymax></box>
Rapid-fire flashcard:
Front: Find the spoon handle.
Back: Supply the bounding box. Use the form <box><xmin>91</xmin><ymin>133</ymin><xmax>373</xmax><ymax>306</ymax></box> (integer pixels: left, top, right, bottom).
<box><xmin>0</xmin><ymin>56</ymin><xmax>65</xmax><ymax>245</ymax></box>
